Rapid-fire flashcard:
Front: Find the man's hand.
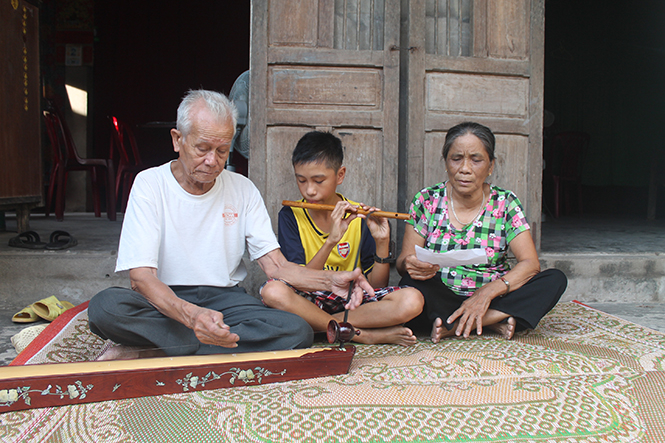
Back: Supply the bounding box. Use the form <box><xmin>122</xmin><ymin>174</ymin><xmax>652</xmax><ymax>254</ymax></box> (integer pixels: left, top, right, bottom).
<box><xmin>330</xmin><ymin>267</ymin><xmax>374</xmax><ymax>310</ymax></box>
<box><xmin>403</xmin><ymin>254</ymin><xmax>440</xmax><ymax>280</ymax></box>
<box><xmin>130</xmin><ymin>267</ymin><xmax>240</xmax><ymax>348</ymax></box>
<box><xmin>185</xmin><ymin>304</ymin><xmax>240</xmax><ymax>348</ymax></box>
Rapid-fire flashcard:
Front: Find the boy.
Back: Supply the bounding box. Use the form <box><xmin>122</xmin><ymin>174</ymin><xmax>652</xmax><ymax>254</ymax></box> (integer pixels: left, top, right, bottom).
<box><xmin>261</xmin><ymin>131</ymin><xmax>423</xmax><ymax>346</ymax></box>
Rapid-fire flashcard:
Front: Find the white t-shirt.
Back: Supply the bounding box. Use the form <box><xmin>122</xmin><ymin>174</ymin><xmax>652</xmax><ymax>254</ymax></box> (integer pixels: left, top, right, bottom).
<box><xmin>115</xmin><ymin>162</ymin><xmax>279</xmax><ymax>287</ymax></box>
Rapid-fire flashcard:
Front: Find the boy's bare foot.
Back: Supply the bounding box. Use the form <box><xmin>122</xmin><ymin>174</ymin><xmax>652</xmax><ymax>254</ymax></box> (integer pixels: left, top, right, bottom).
<box><xmin>96</xmin><ymin>343</ymin><xmax>167</xmax><ymax>361</ymax></box>
<box><xmin>487</xmin><ymin>316</ymin><xmax>516</xmax><ymax>340</ymax></box>
<box><xmin>353</xmin><ymin>325</ymin><xmax>418</xmax><ymax>346</ymax></box>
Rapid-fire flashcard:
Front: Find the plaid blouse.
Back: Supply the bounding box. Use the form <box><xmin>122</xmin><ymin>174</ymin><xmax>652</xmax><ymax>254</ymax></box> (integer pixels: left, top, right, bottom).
<box><xmin>407</xmin><ymin>182</ymin><xmax>530</xmax><ymax>296</ymax></box>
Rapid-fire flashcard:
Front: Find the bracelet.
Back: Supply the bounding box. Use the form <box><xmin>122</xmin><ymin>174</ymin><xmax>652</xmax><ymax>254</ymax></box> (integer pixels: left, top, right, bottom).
<box><xmin>499</xmin><ymin>276</ymin><xmax>510</xmax><ymax>297</ymax></box>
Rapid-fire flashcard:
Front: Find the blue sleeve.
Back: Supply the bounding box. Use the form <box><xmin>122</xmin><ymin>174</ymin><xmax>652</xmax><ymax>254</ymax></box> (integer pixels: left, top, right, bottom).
<box><xmin>277</xmin><ymin>207</ymin><xmax>306</xmax><ymax>265</ymax></box>
<box><xmin>359</xmin><ymin>220</ymin><xmax>376</xmax><ymax>276</ymax></box>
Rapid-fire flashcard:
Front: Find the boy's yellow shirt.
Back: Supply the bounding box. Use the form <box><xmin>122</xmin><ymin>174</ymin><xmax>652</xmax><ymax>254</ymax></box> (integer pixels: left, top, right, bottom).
<box><xmin>277</xmin><ymin>195</ymin><xmax>375</xmax><ymax>275</ymax></box>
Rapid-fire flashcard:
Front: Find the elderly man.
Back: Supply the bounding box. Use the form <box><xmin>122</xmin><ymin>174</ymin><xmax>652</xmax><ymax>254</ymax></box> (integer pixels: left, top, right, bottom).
<box><xmin>88</xmin><ymin>89</ymin><xmax>371</xmax><ymax>358</ymax></box>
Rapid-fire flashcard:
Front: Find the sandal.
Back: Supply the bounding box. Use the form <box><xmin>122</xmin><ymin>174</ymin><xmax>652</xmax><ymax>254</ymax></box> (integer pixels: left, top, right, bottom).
<box><xmin>45</xmin><ymin>230</ymin><xmax>78</xmax><ymax>250</ymax></box>
<box><xmin>8</xmin><ymin>231</ymin><xmax>46</xmax><ymax>249</ymax></box>
<box><xmin>30</xmin><ymin>296</ymin><xmax>75</xmax><ymax>322</ymax></box>
<box><xmin>12</xmin><ymin>306</ymin><xmax>40</xmax><ymax>323</ymax></box>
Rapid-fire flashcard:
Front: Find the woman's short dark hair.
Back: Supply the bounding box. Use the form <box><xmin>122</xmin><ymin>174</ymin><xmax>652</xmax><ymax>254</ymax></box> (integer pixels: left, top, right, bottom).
<box><xmin>292</xmin><ymin>131</ymin><xmax>344</xmax><ymax>171</ymax></box>
<box><xmin>442</xmin><ymin>122</ymin><xmax>496</xmax><ymax>161</ymax></box>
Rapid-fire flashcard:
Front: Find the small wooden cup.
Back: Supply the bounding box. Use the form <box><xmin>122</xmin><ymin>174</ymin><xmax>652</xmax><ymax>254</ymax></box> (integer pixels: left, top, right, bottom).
<box><xmin>327</xmin><ymin>319</ymin><xmax>360</xmax><ymax>345</ymax></box>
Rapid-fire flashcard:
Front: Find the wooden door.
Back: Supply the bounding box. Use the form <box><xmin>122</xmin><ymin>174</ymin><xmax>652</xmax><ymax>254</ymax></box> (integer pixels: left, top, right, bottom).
<box><xmin>401</xmin><ymin>0</ymin><xmax>545</xmax><ymax>245</ymax></box>
<box><xmin>250</xmin><ymin>0</ymin><xmax>401</xmax><ymax>229</ymax></box>
<box><xmin>251</xmin><ymin>0</ymin><xmax>544</xmax><ymax>246</ymax></box>
<box><xmin>0</xmin><ymin>0</ymin><xmax>42</xmax><ymax>207</ymax></box>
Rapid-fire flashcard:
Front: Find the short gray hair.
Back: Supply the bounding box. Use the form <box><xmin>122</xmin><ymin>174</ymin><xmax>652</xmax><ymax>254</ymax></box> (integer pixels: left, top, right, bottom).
<box><xmin>176</xmin><ymin>89</ymin><xmax>238</xmax><ymax>136</ymax></box>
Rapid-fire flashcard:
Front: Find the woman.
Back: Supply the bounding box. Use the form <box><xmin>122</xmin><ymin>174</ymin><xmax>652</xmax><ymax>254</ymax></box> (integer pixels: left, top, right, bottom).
<box><xmin>397</xmin><ymin>122</ymin><xmax>567</xmax><ymax>342</ymax></box>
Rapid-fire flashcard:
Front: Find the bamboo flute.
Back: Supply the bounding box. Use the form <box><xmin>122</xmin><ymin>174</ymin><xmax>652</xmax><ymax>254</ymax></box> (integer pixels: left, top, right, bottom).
<box><xmin>282</xmin><ymin>200</ymin><xmax>411</xmax><ymax>221</ymax></box>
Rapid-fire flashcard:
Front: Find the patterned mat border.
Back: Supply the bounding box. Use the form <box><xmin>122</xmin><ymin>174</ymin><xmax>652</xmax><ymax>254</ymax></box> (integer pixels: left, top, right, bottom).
<box><xmin>10</xmin><ymin>301</ymin><xmax>89</xmax><ymax>366</ymax></box>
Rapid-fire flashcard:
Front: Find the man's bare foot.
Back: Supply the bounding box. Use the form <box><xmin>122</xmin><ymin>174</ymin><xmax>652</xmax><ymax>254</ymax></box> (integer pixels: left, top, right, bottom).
<box><xmin>96</xmin><ymin>343</ymin><xmax>167</xmax><ymax>361</ymax></box>
<box><xmin>353</xmin><ymin>325</ymin><xmax>418</xmax><ymax>346</ymax></box>
<box><xmin>487</xmin><ymin>316</ymin><xmax>516</xmax><ymax>340</ymax></box>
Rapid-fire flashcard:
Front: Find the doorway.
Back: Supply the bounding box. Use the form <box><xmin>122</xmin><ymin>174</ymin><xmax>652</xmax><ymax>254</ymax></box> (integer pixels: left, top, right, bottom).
<box><xmin>543</xmin><ymin>0</ymin><xmax>665</xmax><ymax>223</ymax></box>
<box><xmin>92</xmin><ymin>1</ymin><xmax>251</xmax><ymax>169</ymax></box>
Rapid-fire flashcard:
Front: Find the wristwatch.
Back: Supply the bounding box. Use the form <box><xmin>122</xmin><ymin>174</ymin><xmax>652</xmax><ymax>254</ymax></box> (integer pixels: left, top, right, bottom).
<box><xmin>374</xmin><ymin>252</ymin><xmax>395</xmax><ymax>264</ymax></box>
<box><xmin>374</xmin><ymin>241</ymin><xmax>396</xmax><ymax>264</ymax></box>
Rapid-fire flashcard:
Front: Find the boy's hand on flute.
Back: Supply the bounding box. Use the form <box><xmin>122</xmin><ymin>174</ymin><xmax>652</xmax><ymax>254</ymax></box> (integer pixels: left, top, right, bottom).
<box><xmin>282</xmin><ymin>200</ymin><xmax>411</xmax><ymax>221</ymax></box>
<box><xmin>362</xmin><ymin>204</ymin><xmax>390</xmax><ymax>243</ymax></box>
<box><xmin>327</xmin><ymin>201</ymin><xmax>359</xmax><ymax>245</ymax></box>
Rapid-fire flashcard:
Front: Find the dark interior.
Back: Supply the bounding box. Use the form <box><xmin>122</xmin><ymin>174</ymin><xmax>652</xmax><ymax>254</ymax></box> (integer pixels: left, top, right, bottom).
<box><xmin>36</xmin><ymin>0</ymin><xmax>665</xmax><ymax>219</ymax></box>
<box><xmin>39</xmin><ymin>0</ymin><xmax>250</xmax><ymax>174</ymax></box>
<box><xmin>543</xmin><ymin>0</ymin><xmax>665</xmax><ymax>219</ymax></box>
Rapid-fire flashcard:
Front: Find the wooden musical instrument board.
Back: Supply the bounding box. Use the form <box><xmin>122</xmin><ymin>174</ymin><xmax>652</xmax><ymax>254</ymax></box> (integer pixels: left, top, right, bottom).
<box><xmin>0</xmin><ymin>346</ymin><xmax>355</xmax><ymax>412</ymax></box>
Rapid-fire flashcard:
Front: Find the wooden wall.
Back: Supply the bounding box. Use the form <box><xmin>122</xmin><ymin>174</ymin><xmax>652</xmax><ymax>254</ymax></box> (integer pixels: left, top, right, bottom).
<box><xmin>251</xmin><ymin>0</ymin><xmax>545</xmax><ymax>246</ymax></box>
<box><xmin>0</xmin><ymin>0</ymin><xmax>42</xmax><ymax>208</ymax></box>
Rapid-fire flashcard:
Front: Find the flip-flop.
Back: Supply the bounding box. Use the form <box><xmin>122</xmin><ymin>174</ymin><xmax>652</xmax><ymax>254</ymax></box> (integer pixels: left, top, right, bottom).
<box><xmin>30</xmin><ymin>295</ymin><xmax>75</xmax><ymax>322</ymax></box>
<box><xmin>8</xmin><ymin>231</ymin><xmax>46</xmax><ymax>249</ymax></box>
<box><xmin>45</xmin><ymin>230</ymin><xmax>78</xmax><ymax>250</ymax></box>
<box><xmin>12</xmin><ymin>306</ymin><xmax>40</xmax><ymax>323</ymax></box>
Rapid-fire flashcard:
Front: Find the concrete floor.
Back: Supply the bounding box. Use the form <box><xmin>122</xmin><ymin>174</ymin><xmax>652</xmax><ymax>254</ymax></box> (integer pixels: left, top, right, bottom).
<box><xmin>1</xmin><ymin>212</ymin><xmax>664</xmax><ymax>365</ymax></box>
<box><xmin>540</xmin><ymin>213</ymin><xmax>665</xmax><ymax>254</ymax></box>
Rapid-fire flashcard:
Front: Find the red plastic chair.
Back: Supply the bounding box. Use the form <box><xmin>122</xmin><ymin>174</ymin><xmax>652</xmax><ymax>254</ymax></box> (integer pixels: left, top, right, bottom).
<box><xmin>109</xmin><ymin>116</ymin><xmax>146</xmax><ymax>212</ymax></box>
<box><xmin>550</xmin><ymin>131</ymin><xmax>590</xmax><ymax>218</ymax></box>
<box><xmin>43</xmin><ymin>109</ymin><xmax>116</xmax><ymax>221</ymax></box>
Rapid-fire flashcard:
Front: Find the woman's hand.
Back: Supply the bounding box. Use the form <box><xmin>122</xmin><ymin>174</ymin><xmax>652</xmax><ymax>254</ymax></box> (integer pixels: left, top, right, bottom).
<box><xmin>396</xmin><ymin>227</ymin><xmax>438</xmax><ymax>278</ymax></box>
<box><xmin>446</xmin><ymin>288</ymin><xmax>493</xmax><ymax>338</ymax></box>
<box><xmin>402</xmin><ymin>254</ymin><xmax>439</xmax><ymax>280</ymax></box>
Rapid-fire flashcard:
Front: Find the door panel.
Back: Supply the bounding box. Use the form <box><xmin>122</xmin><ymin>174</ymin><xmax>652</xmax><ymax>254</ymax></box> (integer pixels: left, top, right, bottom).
<box><xmin>251</xmin><ymin>0</ymin><xmax>400</xmax><ymax>229</ymax></box>
<box><xmin>404</xmin><ymin>0</ymin><xmax>544</xmax><ymax>245</ymax></box>
<box><xmin>269</xmin><ymin>67</ymin><xmax>383</xmax><ymax>111</ymax></box>
<box><xmin>427</xmin><ymin>72</ymin><xmax>529</xmax><ymax>118</ymax></box>
<box><xmin>0</xmin><ymin>1</ymin><xmax>42</xmax><ymax>203</ymax></box>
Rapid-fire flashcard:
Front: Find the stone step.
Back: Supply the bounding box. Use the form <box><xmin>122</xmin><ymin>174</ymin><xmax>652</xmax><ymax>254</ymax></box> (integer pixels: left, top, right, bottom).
<box><xmin>0</xmin><ymin>214</ymin><xmax>663</xmax><ymax>309</ymax></box>
<box><xmin>0</xmin><ymin>249</ymin><xmax>124</xmax><ymax>309</ymax></box>
<box><xmin>1</xmin><ymin>249</ymin><xmax>662</xmax><ymax>311</ymax></box>
<box><xmin>540</xmin><ymin>253</ymin><xmax>665</xmax><ymax>303</ymax></box>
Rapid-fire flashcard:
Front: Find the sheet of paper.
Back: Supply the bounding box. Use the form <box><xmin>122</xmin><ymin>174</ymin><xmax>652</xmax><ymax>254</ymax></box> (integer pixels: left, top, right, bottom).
<box><xmin>415</xmin><ymin>245</ymin><xmax>488</xmax><ymax>268</ymax></box>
